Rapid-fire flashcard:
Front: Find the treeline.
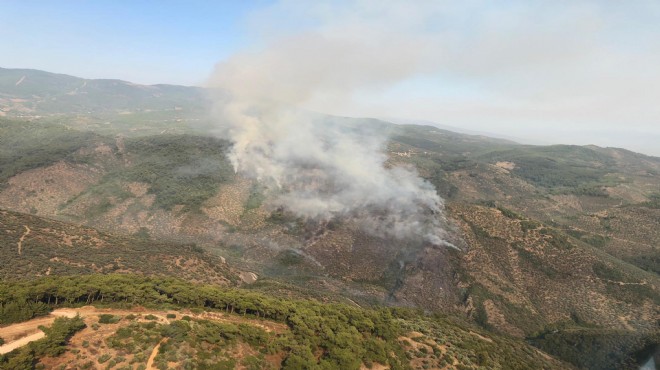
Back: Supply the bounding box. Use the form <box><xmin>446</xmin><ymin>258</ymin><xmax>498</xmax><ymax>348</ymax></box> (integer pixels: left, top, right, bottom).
<box><xmin>0</xmin><ymin>274</ymin><xmax>407</xmax><ymax>369</ymax></box>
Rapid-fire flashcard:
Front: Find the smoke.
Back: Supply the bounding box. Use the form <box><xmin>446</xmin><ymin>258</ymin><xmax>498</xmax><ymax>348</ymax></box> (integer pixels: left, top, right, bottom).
<box><xmin>208</xmin><ymin>1</ymin><xmax>451</xmax><ymax>245</ymax></box>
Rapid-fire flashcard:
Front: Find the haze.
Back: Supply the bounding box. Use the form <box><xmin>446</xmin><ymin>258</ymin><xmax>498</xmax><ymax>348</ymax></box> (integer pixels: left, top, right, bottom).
<box><xmin>2</xmin><ymin>0</ymin><xmax>659</xmax><ymax>155</ymax></box>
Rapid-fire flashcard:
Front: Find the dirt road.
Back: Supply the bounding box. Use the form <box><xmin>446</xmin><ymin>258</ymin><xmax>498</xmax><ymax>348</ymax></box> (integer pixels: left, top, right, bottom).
<box><xmin>0</xmin><ymin>309</ymin><xmax>78</xmax><ymax>354</ymax></box>
<box><xmin>0</xmin><ymin>332</ymin><xmax>45</xmax><ymax>354</ymax></box>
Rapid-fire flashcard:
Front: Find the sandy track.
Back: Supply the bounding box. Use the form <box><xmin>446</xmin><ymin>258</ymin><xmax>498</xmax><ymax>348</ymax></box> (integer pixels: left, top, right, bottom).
<box><xmin>0</xmin><ymin>316</ymin><xmax>54</xmax><ymax>341</ymax></box>
<box><xmin>0</xmin><ymin>332</ymin><xmax>45</xmax><ymax>354</ymax></box>
<box><xmin>17</xmin><ymin>225</ymin><xmax>30</xmax><ymax>255</ymax></box>
<box><xmin>147</xmin><ymin>338</ymin><xmax>167</xmax><ymax>369</ymax></box>
<box><xmin>0</xmin><ymin>309</ymin><xmax>78</xmax><ymax>354</ymax></box>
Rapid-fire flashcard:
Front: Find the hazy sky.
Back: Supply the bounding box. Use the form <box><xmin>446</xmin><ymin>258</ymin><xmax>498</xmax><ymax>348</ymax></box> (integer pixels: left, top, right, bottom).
<box><xmin>2</xmin><ymin>1</ymin><xmax>659</xmax><ymax>155</ymax></box>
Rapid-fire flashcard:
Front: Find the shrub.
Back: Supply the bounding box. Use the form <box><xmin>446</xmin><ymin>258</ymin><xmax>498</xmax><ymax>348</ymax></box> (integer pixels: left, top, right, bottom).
<box><xmin>98</xmin><ymin>354</ymin><xmax>111</xmax><ymax>364</ymax></box>
<box><xmin>98</xmin><ymin>314</ymin><xmax>121</xmax><ymax>324</ymax></box>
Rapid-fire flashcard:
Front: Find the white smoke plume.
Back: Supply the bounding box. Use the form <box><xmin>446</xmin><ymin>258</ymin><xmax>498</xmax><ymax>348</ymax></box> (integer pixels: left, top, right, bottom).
<box><xmin>208</xmin><ymin>1</ymin><xmax>451</xmax><ymax>245</ymax></box>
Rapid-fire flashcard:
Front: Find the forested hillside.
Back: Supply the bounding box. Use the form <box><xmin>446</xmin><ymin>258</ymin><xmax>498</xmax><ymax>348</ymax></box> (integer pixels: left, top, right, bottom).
<box><xmin>0</xmin><ymin>68</ymin><xmax>657</xmax><ymax>369</ymax></box>
<box><xmin>0</xmin><ymin>275</ymin><xmax>570</xmax><ymax>369</ymax></box>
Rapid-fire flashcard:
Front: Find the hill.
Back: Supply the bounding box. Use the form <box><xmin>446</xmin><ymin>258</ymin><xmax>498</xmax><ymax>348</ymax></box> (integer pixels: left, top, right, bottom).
<box><xmin>0</xmin><ymin>68</ymin><xmax>658</xmax><ymax>369</ymax></box>
<box><xmin>0</xmin><ymin>67</ymin><xmax>212</xmax><ymax>137</ymax></box>
<box><xmin>0</xmin><ymin>67</ymin><xmax>206</xmax><ymax>116</ymax></box>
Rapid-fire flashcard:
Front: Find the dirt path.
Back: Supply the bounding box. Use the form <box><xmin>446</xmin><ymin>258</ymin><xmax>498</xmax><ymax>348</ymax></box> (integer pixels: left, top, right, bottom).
<box><xmin>0</xmin><ymin>316</ymin><xmax>54</xmax><ymax>341</ymax></box>
<box><xmin>147</xmin><ymin>338</ymin><xmax>167</xmax><ymax>369</ymax></box>
<box><xmin>0</xmin><ymin>331</ymin><xmax>45</xmax><ymax>354</ymax></box>
<box><xmin>0</xmin><ymin>309</ymin><xmax>79</xmax><ymax>354</ymax></box>
<box><xmin>17</xmin><ymin>225</ymin><xmax>30</xmax><ymax>255</ymax></box>
<box><xmin>468</xmin><ymin>331</ymin><xmax>493</xmax><ymax>342</ymax></box>
<box><xmin>597</xmin><ymin>277</ymin><xmax>648</xmax><ymax>286</ymax></box>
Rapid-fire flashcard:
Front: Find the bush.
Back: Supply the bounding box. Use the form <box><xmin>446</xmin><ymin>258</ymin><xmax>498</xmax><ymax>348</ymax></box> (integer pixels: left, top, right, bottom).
<box><xmin>98</xmin><ymin>354</ymin><xmax>111</xmax><ymax>364</ymax></box>
<box><xmin>98</xmin><ymin>314</ymin><xmax>121</xmax><ymax>324</ymax></box>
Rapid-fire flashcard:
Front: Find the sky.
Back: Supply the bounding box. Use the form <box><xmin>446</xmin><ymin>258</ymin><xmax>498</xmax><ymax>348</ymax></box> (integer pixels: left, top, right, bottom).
<box><xmin>2</xmin><ymin>0</ymin><xmax>659</xmax><ymax>156</ymax></box>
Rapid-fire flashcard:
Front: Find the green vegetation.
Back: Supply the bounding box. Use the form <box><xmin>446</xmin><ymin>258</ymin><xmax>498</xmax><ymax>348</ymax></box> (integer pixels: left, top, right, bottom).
<box><xmin>244</xmin><ymin>184</ymin><xmax>266</xmax><ymax>211</ymax></box>
<box><xmin>398</xmin><ymin>315</ymin><xmax>559</xmax><ymax>370</ymax></box>
<box><xmin>496</xmin><ymin>206</ymin><xmax>524</xmax><ymax>220</ymax></box>
<box><xmin>539</xmin><ymin>227</ymin><xmax>574</xmax><ymax>250</ymax></box>
<box><xmin>97</xmin><ymin>353</ymin><xmax>111</xmax><ymax>364</ymax></box>
<box><xmin>592</xmin><ymin>262</ymin><xmax>658</xmax><ymax>304</ymax></box>
<box><xmin>0</xmin><ymin>274</ymin><xmax>567</xmax><ymax>369</ymax></box>
<box><xmin>622</xmin><ymin>254</ymin><xmax>660</xmax><ymax>275</ymax></box>
<box><xmin>592</xmin><ymin>262</ymin><xmax>629</xmax><ymax>282</ymax></box>
<box><xmin>98</xmin><ymin>314</ymin><xmax>122</xmax><ymax>324</ymax></box>
<box><xmin>557</xmin><ymin>185</ymin><xmax>609</xmax><ymax>197</ymax></box>
<box><xmin>564</xmin><ymin>228</ymin><xmax>610</xmax><ymax>248</ymax></box>
<box><xmin>513</xmin><ymin>245</ymin><xmax>562</xmax><ymax>278</ymax></box>
<box><xmin>0</xmin><ymin>274</ymin><xmax>407</xmax><ymax>369</ymax></box>
<box><xmin>107</xmin><ymin>318</ymin><xmax>273</xmax><ymax>369</ymax></box>
<box><xmin>0</xmin><ymin>119</ymin><xmax>103</xmax><ymax>185</ymax></box>
<box><xmin>116</xmin><ymin>135</ymin><xmax>234</xmax><ymax>210</ymax></box>
<box><xmin>639</xmin><ymin>192</ymin><xmax>660</xmax><ymax>209</ymax></box>
<box><xmin>0</xmin><ymin>299</ymin><xmax>49</xmax><ymax>325</ymax></box>
<box><xmin>528</xmin><ymin>326</ymin><xmax>659</xmax><ymax>370</ymax></box>
<box><xmin>0</xmin><ymin>209</ymin><xmax>234</xmax><ymax>284</ymax></box>
<box><xmin>478</xmin><ymin>145</ymin><xmax>616</xmax><ymax>188</ymax></box>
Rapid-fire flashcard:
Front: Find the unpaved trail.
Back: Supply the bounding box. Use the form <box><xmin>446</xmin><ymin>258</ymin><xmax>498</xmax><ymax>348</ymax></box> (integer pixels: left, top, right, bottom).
<box><xmin>0</xmin><ymin>316</ymin><xmax>54</xmax><ymax>341</ymax></box>
<box><xmin>0</xmin><ymin>309</ymin><xmax>78</xmax><ymax>354</ymax></box>
<box><xmin>597</xmin><ymin>277</ymin><xmax>648</xmax><ymax>286</ymax></box>
<box><xmin>0</xmin><ymin>331</ymin><xmax>45</xmax><ymax>354</ymax></box>
<box><xmin>468</xmin><ymin>331</ymin><xmax>493</xmax><ymax>343</ymax></box>
<box><xmin>147</xmin><ymin>338</ymin><xmax>167</xmax><ymax>369</ymax></box>
<box><xmin>15</xmin><ymin>76</ymin><xmax>26</xmax><ymax>86</ymax></box>
<box><xmin>17</xmin><ymin>225</ymin><xmax>30</xmax><ymax>255</ymax></box>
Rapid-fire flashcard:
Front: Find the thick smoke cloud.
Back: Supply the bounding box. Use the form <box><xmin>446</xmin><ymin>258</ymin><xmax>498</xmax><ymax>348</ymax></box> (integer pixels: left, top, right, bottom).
<box><xmin>208</xmin><ymin>1</ymin><xmax>451</xmax><ymax>245</ymax></box>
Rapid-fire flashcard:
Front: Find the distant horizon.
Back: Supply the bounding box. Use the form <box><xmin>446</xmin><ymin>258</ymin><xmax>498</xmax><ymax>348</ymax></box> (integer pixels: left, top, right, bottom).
<box><xmin>4</xmin><ymin>64</ymin><xmax>659</xmax><ymax>158</ymax></box>
<box><xmin>1</xmin><ymin>63</ymin><xmax>658</xmax><ymax>158</ymax></box>
<box><xmin>2</xmin><ymin>0</ymin><xmax>659</xmax><ymax>157</ymax></box>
